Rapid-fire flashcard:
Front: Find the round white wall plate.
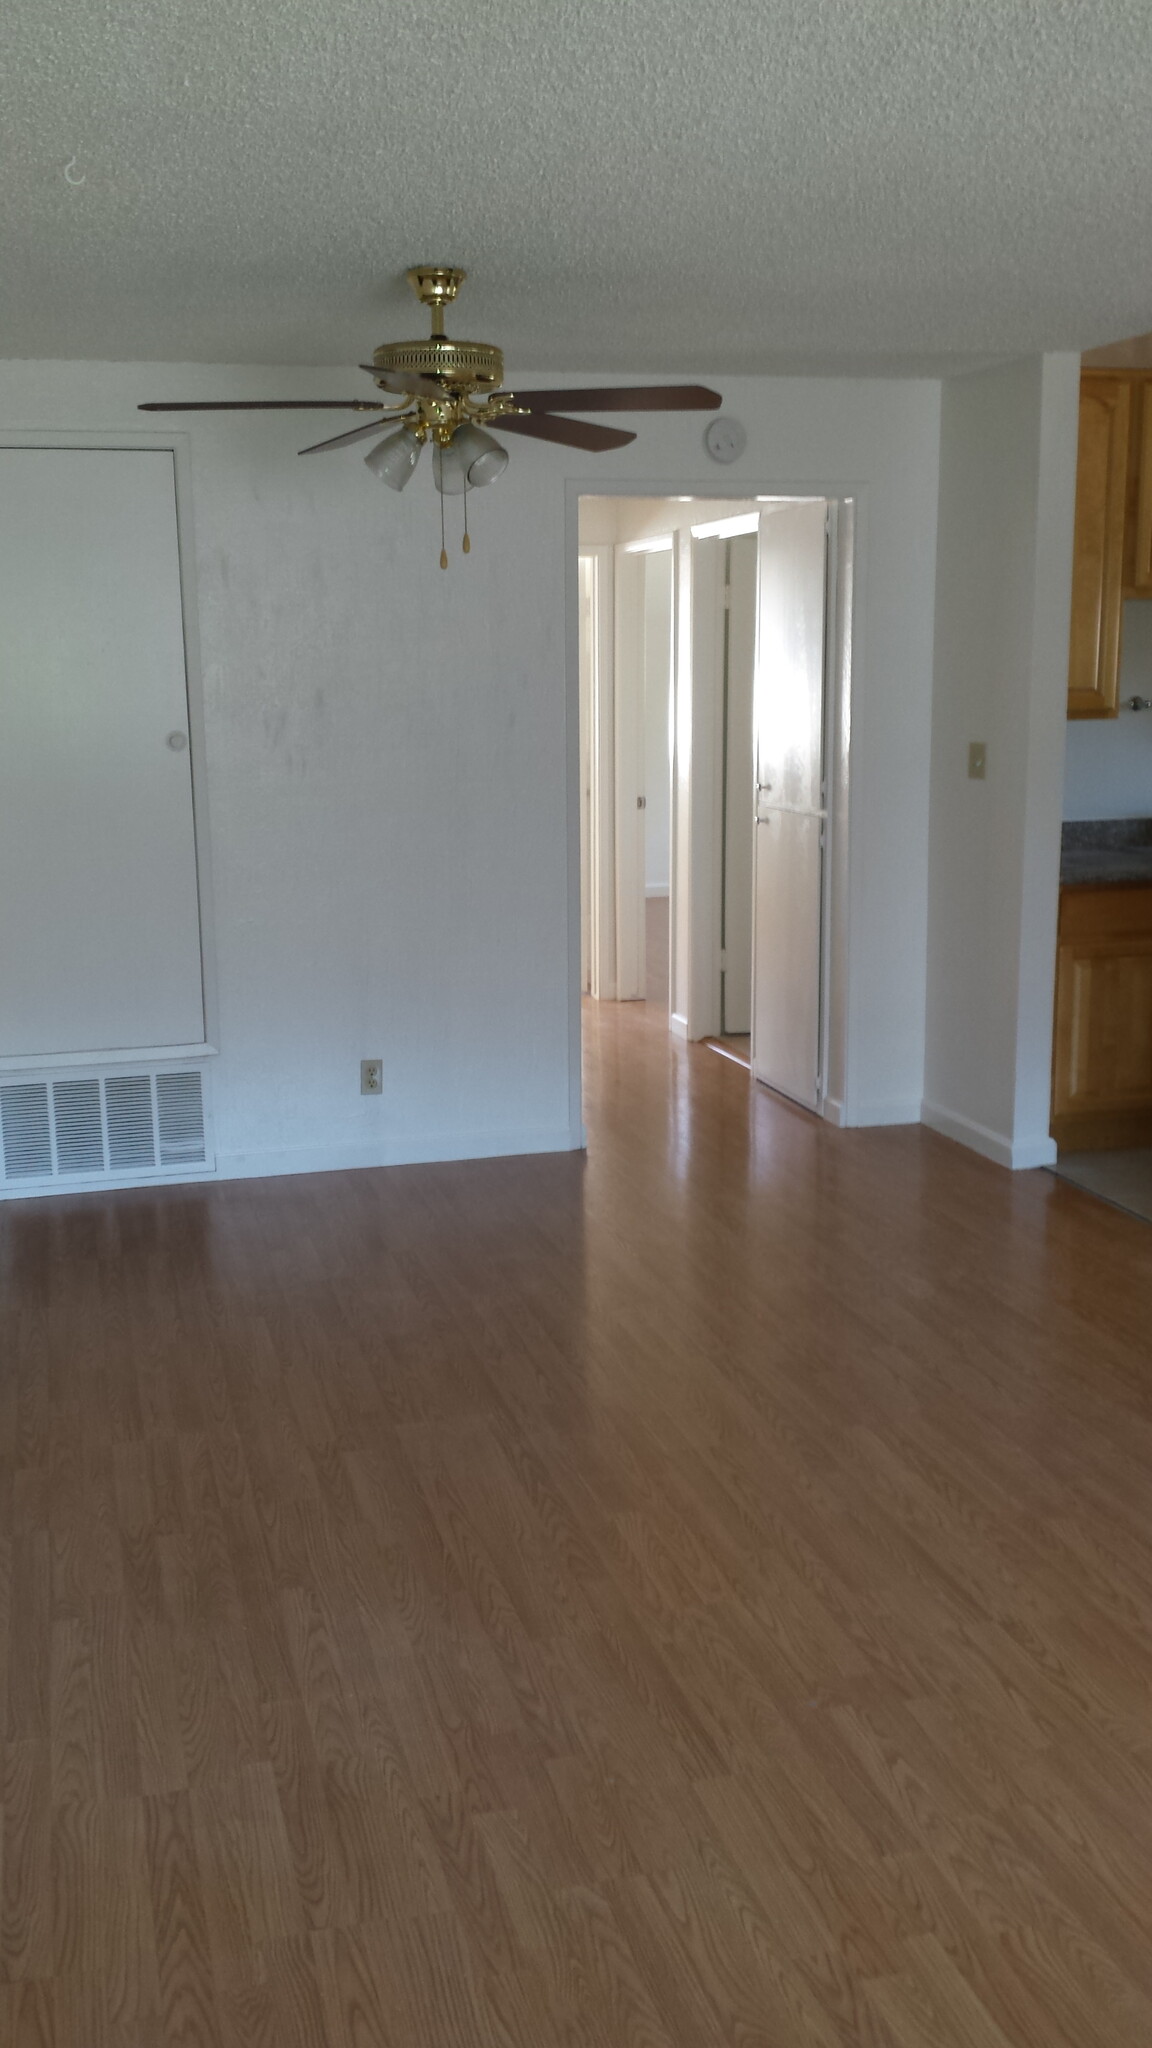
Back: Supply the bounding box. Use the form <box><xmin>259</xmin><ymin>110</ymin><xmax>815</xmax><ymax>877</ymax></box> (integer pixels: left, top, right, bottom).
<box><xmin>704</xmin><ymin>416</ymin><xmax>747</xmax><ymax>463</ymax></box>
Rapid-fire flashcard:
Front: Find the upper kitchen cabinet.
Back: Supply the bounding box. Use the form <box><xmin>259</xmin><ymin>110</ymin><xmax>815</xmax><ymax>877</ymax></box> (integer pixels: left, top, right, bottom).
<box><xmin>1067</xmin><ymin>374</ymin><xmax>1130</xmax><ymax>718</ymax></box>
<box><xmin>1133</xmin><ymin>377</ymin><xmax>1152</xmax><ymax>594</ymax></box>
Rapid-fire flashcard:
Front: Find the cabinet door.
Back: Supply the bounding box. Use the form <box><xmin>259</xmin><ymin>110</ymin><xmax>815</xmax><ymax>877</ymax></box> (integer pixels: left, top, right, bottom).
<box><xmin>0</xmin><ymin>448</ymin><xmax>206</xmax><ymax>1059</ymax></box>
<box><xmin>1133</xmin><ymin>381</ymin><xmax>1152</xmax><ymax>593</ymax></box>
<box><xmin>1052</xmin><ymin>934</ymin><xmax>1152</xmax><ymax>1117</ymax></box>
<box><xmin>1067</xmin><ymin>376</ymin><xmax>1130</xmax><ymax>718</ymax></box>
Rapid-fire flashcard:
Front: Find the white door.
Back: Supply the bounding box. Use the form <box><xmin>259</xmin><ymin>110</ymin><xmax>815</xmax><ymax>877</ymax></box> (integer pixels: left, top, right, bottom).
<box><xmin>0</xmin><ymin>447</ymin><xmax>205</xmax><ymax>1058</ymax></box>
<box><xmin>721</xmin><ymin>532</ymin><xmax>757</xmax><ymax>1034</ymax></box>
<box><xmin>751</xmin><ymin>501</ymin><xmax>828</xmax><ymax>1109</ymax></box>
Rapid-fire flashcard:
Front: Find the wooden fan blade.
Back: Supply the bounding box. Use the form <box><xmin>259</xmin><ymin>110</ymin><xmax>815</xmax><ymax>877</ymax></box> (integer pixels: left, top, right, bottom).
<box><xmin>358</xmin><ymin>365</ymin><xmax>446</xmax><ymax>398</ymax></box>
<box><xmin>298</xmin><ymin>417</ymin><xmax>398</xmax><ymax>456</ymax></box>
<box><xmin>494</xmin><ymin>384</ymin><xmax>722</xmax><ymax>414</ymax></box>
<box><xmin>137</xmin><ymin>399</ymin><xmax>384</xmax><ymax>413</ymax></box>
<box><xmin>492</xmin><ymin>413</ymin><xmax>636</xmax><ymax>453</ymax></box>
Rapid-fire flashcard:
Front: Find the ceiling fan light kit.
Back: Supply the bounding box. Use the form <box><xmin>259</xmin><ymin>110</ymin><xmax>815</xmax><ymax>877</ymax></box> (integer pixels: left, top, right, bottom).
<box><xmin>363</xmin><ymin>425</ymin><xmax>423</xmax><ymax>489</ymax></box>
<box><xmin>139</xmin><ymin>267</ymin><xmax>723</xmax><ymax>566</ymax></box>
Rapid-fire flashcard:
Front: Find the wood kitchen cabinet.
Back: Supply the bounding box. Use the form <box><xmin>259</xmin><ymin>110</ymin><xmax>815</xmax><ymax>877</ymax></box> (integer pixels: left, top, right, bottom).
<box><xmin>1067</xmin><ymin>375</ymin><xmax>1131</xmax><ymax>717</ymax></box>
<box><xmin>1051</xmin><ymin>884</ymin><xmax>1152</xmax><ymax>1148</ymax></box>
<box><xmin>1133</xmin><ymin>378</ymin><xmax>1152</xmax><ymax>593</ymax></box>
<box><xmin>1067</xmin><ymin>369</ymin><xmax>1152</xmax><ymax>717</ymax></box>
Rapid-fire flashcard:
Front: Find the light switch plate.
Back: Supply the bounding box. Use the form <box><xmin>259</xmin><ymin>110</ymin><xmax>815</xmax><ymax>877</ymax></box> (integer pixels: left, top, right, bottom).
<box><xmin>968</xmin><ymin>741</ymin><xmax>987</xmax><ymax>780</ymax></box>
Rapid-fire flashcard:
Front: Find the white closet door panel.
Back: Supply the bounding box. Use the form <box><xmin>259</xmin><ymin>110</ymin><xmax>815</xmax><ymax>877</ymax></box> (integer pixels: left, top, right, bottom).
<box><xmin>0</xmin><ymin>448</ymin><xmax>205</xmax><ymax>1057</ymax></box>
<box><xmin>751</xmin><ymin>501</ymin><xmax>828</xmax><ymax>1109</ymax></box>
<box><xmin>752</xmin><ymin>808</ymin><xmax>823</xmax><ymax>1109</ymax></box>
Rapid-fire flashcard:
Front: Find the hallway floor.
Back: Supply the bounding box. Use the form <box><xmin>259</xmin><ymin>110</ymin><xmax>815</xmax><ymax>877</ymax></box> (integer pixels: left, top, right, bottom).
<box><xmin>3</xmin><ymin>1000</ymin><xmax>1152</xmax><ymax>2045</ymax></box>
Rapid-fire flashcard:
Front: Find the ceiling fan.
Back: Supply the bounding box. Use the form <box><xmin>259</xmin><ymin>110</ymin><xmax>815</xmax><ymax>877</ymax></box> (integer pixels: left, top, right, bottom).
<box><xmin>139</xmin><ymin>267</ymin><xmax>722</xmax><ymax>565</ymax></box>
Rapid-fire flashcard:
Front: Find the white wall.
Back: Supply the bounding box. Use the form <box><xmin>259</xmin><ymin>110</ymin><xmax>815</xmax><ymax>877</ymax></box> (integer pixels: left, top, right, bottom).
<box><xmin>0</xmin><ymin>363</ymin><xmax>941</xmax><ymax>1180</ymax></box>
<box><xmin>1064</xmin><ymin>601</ymin><xmax>1152</xmax><ymax>818</ymax></box>
<box><xmin>923</xmin><ymin>354</ymin><xmax>1080</xmax><ymax>1170</ymax></box>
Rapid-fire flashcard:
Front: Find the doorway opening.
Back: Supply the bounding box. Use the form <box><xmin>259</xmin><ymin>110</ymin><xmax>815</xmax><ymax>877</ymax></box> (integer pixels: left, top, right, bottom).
<box><xmin>576</xmin><ymin>492</ymin><xmax>852</xmax><ymax>1123</ymax></box>
<box><xmin>1047</xmin><ymin>341</ymin><xmax>1152</xmax><ymax>1224</ymax></box>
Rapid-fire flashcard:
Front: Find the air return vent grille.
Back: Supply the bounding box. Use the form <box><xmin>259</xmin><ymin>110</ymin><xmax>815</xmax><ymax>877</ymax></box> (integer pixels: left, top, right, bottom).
<box><xmin>105</xmin><ymin>1074</ymin><xmax>156</xmax><ymax>1169</ymax></box>
<box><xmin>53</xmin><ymin>1078</ymin><xmax>104</xmax><ymax>1173</ymax></box>
<box><xmin>0</xmin><ymin>1083</ymin><xmax>53</xmax><ymax>1179</ymax></box>
<box><xmin>0</xmin><ymin>1067</ymin><xmax>209</xmax><ymax>1189</ymax></box>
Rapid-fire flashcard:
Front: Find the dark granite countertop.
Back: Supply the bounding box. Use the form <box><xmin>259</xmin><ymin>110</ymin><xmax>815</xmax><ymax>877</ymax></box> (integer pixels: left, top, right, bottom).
<box><xmin>1061</xmin><ymin>817</ymin><xmax>1152</xmax><ymax>887</ymax></box>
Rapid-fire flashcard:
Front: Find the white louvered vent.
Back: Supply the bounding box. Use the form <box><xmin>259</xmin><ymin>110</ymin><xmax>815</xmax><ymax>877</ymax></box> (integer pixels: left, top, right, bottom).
<box><xmin>156</xmin><ymin>1070</ymin><xmax>206</xmax><ymax>1164</ymax></box>
<box><xmin>106</xmin><ymin>1074</ymin><xmax>156</xmax><ymax>1169</ymax></box>
<box><xmin>0</xmin><ymin>1068</ymin><xmax>209</xmax><ymax>1189</ymax></box>
<box><xmin>0</xmin><ymin>1082</ymin><xmax>53</xmax><ymax>1178</ymax></box>
<box><xmin>53</xmin><ymin>1077</ymin><xmax>104</xmax><ymax>1173</ymax></box>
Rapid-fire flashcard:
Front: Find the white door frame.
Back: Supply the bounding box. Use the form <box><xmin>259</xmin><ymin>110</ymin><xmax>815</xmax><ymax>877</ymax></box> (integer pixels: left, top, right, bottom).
<box><xmin>577</xmin><ymin>544</ymin><xmax>619</xmax><ymax>999</ymax></box>
<box><xmin>568</xmin><ymin>481</ymin><xmax>856</xmax><ymax>1130</ymax></box>
<box><xmin>578</xmin><ymin>541</ymin><xmax>660</xmax><ymax>1006</ymax></box>
<box><xmin>613</xmin><ymin>544</ymin><xmax>647</xmax><ymax>1001</ymax></box>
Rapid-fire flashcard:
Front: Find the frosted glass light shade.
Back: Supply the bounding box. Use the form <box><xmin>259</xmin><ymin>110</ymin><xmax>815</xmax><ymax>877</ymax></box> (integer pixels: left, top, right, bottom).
<box><xmin>433</xmin><ymin>426</ymin><xmax>510</xmax><ymax>494</ymax></box>
<box><xmin>432</xmin><ymin>441</ymin><xmax>469</xmax><ymax>495</ymax></box>
<box><xmin>364</xmin><ymin>428</ymin><xmax>422</xmax><ymax>490</ymax></box>
<box><xmin>453</xmin><ymin>424</ymin><xmax>509</xmax><ymax>488</ymax></box>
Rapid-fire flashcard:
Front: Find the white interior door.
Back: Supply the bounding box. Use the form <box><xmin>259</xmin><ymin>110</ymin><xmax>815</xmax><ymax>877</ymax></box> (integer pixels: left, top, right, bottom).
<box><xmin>752</xmin><ymin>500</ymin><xmax>828</xmax><ymax>1109</ymax></box>
<box><xmin>0</xmin><ymin>447</ymin><xmax>206</xmax><ymax>1059</ymax></box>
<box><xmin>721</xmin><ymin>532</ymin><xmax>757</xmax><ymax>1034</ymax></box>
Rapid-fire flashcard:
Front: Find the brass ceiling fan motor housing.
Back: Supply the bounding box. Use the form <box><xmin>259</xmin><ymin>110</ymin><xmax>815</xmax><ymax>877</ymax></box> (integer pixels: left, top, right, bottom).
<box><xmin>370</xmin><ymin>266</ymin><xmax>504</xmax><ymax>394</ymax></box>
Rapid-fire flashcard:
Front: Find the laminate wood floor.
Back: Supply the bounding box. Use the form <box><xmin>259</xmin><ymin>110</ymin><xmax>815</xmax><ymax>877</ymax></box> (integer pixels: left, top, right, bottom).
<box><xmin>4</xmin><ymin>997</ymin><xmax>1152</xmax><ymax>2046</ymax></box>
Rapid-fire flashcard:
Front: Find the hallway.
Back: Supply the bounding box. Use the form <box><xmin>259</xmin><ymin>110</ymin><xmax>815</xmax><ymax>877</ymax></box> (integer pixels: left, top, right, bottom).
<box><xmin>3</xmin><ymin>1000</ymin><xmax>1152</xmax><ymax>2045</ymax></box>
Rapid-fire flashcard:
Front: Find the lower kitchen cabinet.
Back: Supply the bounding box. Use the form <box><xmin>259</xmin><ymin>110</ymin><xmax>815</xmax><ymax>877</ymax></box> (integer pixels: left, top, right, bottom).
<box><xmin>1052</xmin><ymin>884</ymin><xmax>1152</xmax><ymax>1149</ymax></box>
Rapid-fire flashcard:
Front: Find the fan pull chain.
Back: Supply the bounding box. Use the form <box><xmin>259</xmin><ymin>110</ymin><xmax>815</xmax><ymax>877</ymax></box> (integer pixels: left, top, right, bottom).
<box><xmin>439</xmin><ymin>483</ymin><xmax>448</xmax><ymax>571</ymax></box>
<box><xmin>462</xmin><ymin>484</ymin><xmax>471</xmax><ymax>555</ymax></box>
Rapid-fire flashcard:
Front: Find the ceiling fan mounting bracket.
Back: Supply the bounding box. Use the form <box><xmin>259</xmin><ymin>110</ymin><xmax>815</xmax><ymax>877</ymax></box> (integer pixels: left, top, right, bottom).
<box><xmin>406</xmin><ymin>266</ymin><xmax>466</xmax><ymax>310</ymax></box>
<box><xmin>368</xmin><ymin>271</ymin><xmax>504</xmax><ymax>396</ymax></box>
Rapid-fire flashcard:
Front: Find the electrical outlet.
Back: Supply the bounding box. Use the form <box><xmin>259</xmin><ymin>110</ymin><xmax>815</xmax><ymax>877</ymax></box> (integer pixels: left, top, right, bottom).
<box><xmin>360</xmin><ymin>1058</ymin><xmax>383</xmax><ymax>1096</ymax></box>
<box><xmin>968</xmin><ymin>741</ymin><xmax>987</xmax><ymax>780</ymax></box>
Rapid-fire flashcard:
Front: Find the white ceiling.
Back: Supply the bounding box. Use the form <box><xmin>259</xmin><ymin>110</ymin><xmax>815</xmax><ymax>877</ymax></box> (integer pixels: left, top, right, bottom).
<box><xmin>5</xmin><ymin>1</ymin><xmax>1152</xmax><ymax>375</ymax></box>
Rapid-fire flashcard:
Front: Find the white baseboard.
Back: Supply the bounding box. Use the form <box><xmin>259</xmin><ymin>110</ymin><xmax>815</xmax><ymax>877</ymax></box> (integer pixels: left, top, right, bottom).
<box><xmin>0</xmin><ymin>1125</ymin><xmax>586</xmax><ymax>1201</ymax></box>
<box><xmin>821</xmin><ymin>1096</ymin><xmax>846</xmax><ymax>1127</ymax></box>
<box><xmin>645</xmin><ymin>884</ymin><xmax>670</xmax><ymax>899</ymax></box>
<box><xmin>669</xmin><ymin>1012</ymin><xmax>689</xmax><ymax>1039</ymax></box>
<box><xmin>0</xmin><ymin>1164</ymin><xmax>217</xmax><ymax>1202</ymax></box>
<box><xmin>848</xmin><ymin>1099</ymin><xmax>922</xmax><ymax>1128</ymax></box>
<box><xmin>1010</xmin><ymin>1133</ymin><xmax>1059</xmax><ymax>1169</ymax></box>
<box><xmin>215</xmin><ymin>1123</ymin><xmax>584</xmax><ymax>1183</ymax></box>
<box><xmin>920</xmin><ymin>1101</ymin><xmax>1057</xmax><ymax>1171</ymax></box>
<box><xmin>921</xmin><ymin>1101</ymin><xmax>1013</xmax><ymax>1167</ymax></box>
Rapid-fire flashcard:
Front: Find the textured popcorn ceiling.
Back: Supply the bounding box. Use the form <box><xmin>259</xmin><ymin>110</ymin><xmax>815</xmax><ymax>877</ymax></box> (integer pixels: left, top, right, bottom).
<box><xmin>4</xmin><ymin>0</ymin><xmax>1152</xmax><ymax>373</ymax></box>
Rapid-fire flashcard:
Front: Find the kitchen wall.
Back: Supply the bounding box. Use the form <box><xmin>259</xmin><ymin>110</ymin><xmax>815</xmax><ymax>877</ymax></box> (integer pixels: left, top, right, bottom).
<box><xmin>1064</xmin><ymin>601</ymin><xmax>1152</xmax><ymax>818</ymax></box>
<box><xmin>0</xmin><ymin>363</ymin><xmax>940</xmax><ymax>1179</ymax></box>
<box><xmin>923</xmin><ymin>353</ymin><xmax>1080</xmax><ymax>1169</ymax></box>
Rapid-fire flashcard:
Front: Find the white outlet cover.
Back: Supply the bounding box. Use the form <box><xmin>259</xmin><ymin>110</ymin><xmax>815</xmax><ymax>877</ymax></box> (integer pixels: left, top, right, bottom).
<box><xmin>704</xmin><ymin>416</ymin><xmax>747</xmax><ymax>464</ymax></box>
